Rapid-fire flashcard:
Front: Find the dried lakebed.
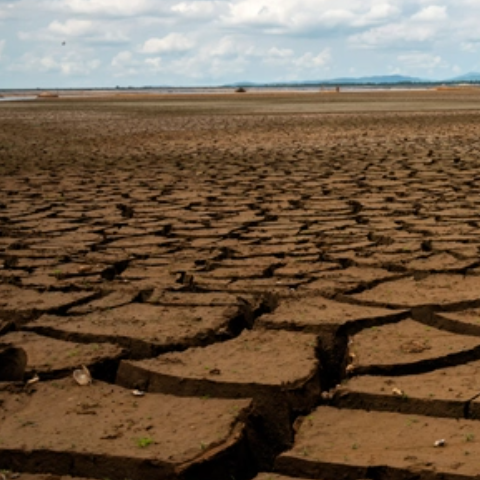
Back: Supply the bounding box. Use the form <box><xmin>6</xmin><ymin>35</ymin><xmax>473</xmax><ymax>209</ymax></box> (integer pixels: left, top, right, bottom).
<box><xmin>3</xmin><ymin>91</ymin><xmax>480</xmax><ymax>479</ymax></box>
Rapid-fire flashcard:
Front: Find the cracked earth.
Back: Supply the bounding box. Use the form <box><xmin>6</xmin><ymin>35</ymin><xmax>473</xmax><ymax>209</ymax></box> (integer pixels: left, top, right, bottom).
<box><xmin>2</xmin><ymin>90</ymin><xmax>480</xmax><ymax>479</ymax></box>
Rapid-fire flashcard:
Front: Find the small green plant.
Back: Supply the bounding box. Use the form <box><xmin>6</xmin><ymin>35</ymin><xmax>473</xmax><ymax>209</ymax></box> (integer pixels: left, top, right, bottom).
<box><xmin>465</xmin><ymin>433</ymin><xmax>475</xmax><ymax>442</ymax></box>
<box><xmin>136</xmin><ymin>437</ymin><xmax>154</xmax><ymax>448</ymax></box>
<box><xmin>52</xmin><ymin>269</ymin><xmax>64</xmax><ymax>279</ymax></box>
<box><xmin>352</xmin><ymin>443</ymin><xmax>359</xmax><ymax>450</ymax></box>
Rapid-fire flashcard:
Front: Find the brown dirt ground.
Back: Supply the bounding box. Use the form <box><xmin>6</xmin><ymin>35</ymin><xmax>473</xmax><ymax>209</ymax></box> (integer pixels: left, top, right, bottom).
<box><xmin>3</xmin><ymin>90</ymin><xmax>480</xmax><ymax>479</ymax></box>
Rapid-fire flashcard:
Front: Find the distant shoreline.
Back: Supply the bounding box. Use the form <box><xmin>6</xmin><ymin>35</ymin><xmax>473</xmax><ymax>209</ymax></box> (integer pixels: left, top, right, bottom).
<box><xmin>2</xmin><ymin>80</ymin><xmax>480</xmax><ymax>97</ymax></box>
<box><xmin>0</xmin><ymin>85</ymin><xmax>442</xmax><ymax>99</ymax></box>
<box><xmin>1</xmin><ymin>84</ymin><xmax>480</xmax><ymax>103</ymax></box>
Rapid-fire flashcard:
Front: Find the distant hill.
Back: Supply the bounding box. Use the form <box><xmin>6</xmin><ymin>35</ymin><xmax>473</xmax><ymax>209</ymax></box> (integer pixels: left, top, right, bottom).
<box><xmin>227</xmin><ymin>75</ymin><xmax>425</xmax><ymax>87</ymax></box>
<box><xmin>318</xmin><ymin>74</ymin><xmax>425</xmax><ymax>85</ymax></box>
<box><xmin>447</xmin><ymin>72</ymin><xmax>480</xmax><ymax>82</ymax></box>
<box><xmin>226</xmin><ymin>73</ymin><xmax>480</xmax><ymax>88</ymax></box>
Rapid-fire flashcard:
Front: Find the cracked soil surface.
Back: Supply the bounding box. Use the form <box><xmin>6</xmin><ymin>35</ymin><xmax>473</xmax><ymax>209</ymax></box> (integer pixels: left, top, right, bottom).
<box><xmin>2</xmin><ymin>90</ymin><xmax>480</xmax><ymax>479</ymax></box>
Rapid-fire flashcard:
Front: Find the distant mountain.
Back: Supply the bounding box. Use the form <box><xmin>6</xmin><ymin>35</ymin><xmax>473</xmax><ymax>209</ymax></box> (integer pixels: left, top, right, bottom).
<box><xmin>447</xmin><ymin>72</ymin><xmax>480</xmax><ymax>82</ymax></box>
<box><xmin>226</xmin><ymin>74</ymin><xmax>427</xmax><ymax>88</ymax></box>
<box><xmin>225</xmin><ymin>73</ymin><xmax>480</xmax><ymax>88</ymax></box>
<box><xmin>318</xmin><ymin>74</ymin><xmax>426</xmax><ymax>85</ymax></box>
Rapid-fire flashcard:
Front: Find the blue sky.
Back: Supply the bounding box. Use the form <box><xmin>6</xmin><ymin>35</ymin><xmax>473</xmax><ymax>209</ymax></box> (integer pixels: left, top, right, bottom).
<box><xmin>1</xmin><ymin>0</ymin><xmax>479</xmax><ymax>88</ymax></box>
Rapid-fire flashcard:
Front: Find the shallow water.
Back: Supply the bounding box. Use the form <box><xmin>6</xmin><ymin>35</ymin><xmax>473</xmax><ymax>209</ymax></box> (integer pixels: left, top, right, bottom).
<box><xmin>0</xmin><ymin>96</ymin><xmax>37</xmax><ymax>102</ymax></box>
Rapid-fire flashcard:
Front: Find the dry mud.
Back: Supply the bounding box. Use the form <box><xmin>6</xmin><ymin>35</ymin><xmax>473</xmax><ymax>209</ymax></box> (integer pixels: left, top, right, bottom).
<box><xmin>2</xmin><ymin>90</ymin><xmax>480</xmax><ymax>479</ymax></box>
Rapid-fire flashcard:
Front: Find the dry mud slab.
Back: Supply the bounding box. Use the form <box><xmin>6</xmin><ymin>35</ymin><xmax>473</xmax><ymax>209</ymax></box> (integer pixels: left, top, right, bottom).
<box><xmin>276</xmin><ymin>406</ymin><xmax>480</xmax><ymax>479</ymax></box>
<box><xmin>0</xmin><ymin>330</ymin><xmax>124</xmax><ymax>380</ymax></box>
<box><xmin>3</xmin><ymin>90</ymin><xmax>480</xmax><ymax>478</ymax></box>
<box><xmin>333</xmin><ymin>359</ymin><xmax>480</xmax><ymax>418</ymax></box>
<box><xmin>116</xmin><ymin>329</ymin><xmax>321</xmax><ymax>462</ymax></box>
<box><xmin>0</xmin><ymin>379</ymin><xmax>254</xmax><ymax>480</ymax></box>
<box><xmin>26</xmin><ymin>303</ymin><xmax>250</xmax><ymax>358</ymax></box>
<box><xmin>348</xmin><ymin>319</ymin><xmax>480</xmax><ymax>375</ymax></box>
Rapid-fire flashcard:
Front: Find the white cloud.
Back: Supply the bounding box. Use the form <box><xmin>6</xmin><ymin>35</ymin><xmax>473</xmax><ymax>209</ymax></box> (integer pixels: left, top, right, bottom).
<box><xmin>206</xmin><ymin>36</ymin><xmax>297</xmax><ymax>63</ymax></box>
<box><xmin>223</xmin><ymin>1</ymin><xmax>280</xmax><ymax>28</ymax></box>
<box><xmin>209</xmin><ymin>35</ymin><xmax>256</xmax><ymax>58</ymax></box>
<box><xmin>171</xmin><ymin>1</ymin><xmax>226</xmax><ymax>19</ymax></box>
<box><xmin>55</xmin><ymin>0</ymin><xmax>156</xmax><ymax>17</ymax></box>
<box><xmin>173</xmin><ymin>38</ymin><xmax>331</xmax><ymax>80</ymax></box>
<box><xmin>450</xmin><ymin>0</ymin><xmax>480</xmax><ymax>8</ymax></box>
<box><xmin>294</xmin><ymin>48</ymin><xmax>331</xmax><ymax>69</ymax></box>
<box><xmin>140</xmin><ymin>33</ymin><xmax>193</xmax><ymax>54</ymax></box>
<box><xmin>222</xmin><ymin>0</ymin><xmax>402</xmax><ymax>34</ymax></box>
<box><xmin>167</xmin><ymin>50</ymin><xmax>248</xmax><ymax>79</ymax></box>
<box><xmin>1</xmin><ymin>0</ymin><xmax>480</xmax><ymax>87</ymax></box>
<box><xmin>349</xmin><ymin>22</ymin><xmax>438</xmax><ymax>49</ymax></box>
<box><xmin>397</xmin><ymin>52</ymin><xmax>446</xmax><ymax>70</ymax></box>
<box><xmin>365</xmin><ymin>3</ymin><xmax>400</xmax><ymax>21</ymax></box>
<box><xmin>353</xmin><ymin>3</ymin><xmax>401</xmax><ymax>27</ymax></box>
<box><xmin>18</xmin><ymin>17</ymin><xmax>130</xmax><ymax>45</ymax></box>
<box><xmin>61</xmin><ymin>57</ymin><xmax>101</xmax><ymax>75</ymax></box>
<box><xmin>145</xmin><ymin>56</ymin><xmax>162</xmax><ymax>71</ymax></box>
<box><xmin>0</xmin><ymin>39</ymin><xmax>5</xmax><ymax>59</ymax></box>
<box><xmin>111</xmin><ymin>50</ymin><xmax>156</xmax><ymax>77</ymax></box>
<box><xmin>48</xmin><ymin>19</ymin><xmax>94</xmax><ymax>37</ymax></box>
<box><xmin>0</xmin><ymin>2</ymin><xmax>14</xmax><ymax>20</ymax></box>
<box><xmin>267</xmin><ymin>46</ymin><xmax>294</xmax><ymax>58</ymax></box>
<box><xmin>461</xmin><ymin>42</ymin><xmax>479</xmax><ymax>53</ymax></box>
<box><xmin>111</xmin><ymin>50</ymin><xmax>133</xmax><ymax>67</ymax></box>
<box><xmin>304</xmin><ymin>9</ymin><xmax>356</xmax><ymax>27</ymax></box>
<box><xmin>411</xmin><ymin>5</ymin><xmax>447</xmax><ymax>22</ymax></box>
<box><xmin>10</xmin><ymin>51</ymin><xmax>101</xmax><ymax>76</ymax></box>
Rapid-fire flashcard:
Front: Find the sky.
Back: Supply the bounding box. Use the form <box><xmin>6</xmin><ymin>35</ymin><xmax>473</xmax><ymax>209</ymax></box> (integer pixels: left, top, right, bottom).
<box><xmin>1</xmin><ymin>0</ymin><xmax>480</xmax><ymax>88</ymax></box>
